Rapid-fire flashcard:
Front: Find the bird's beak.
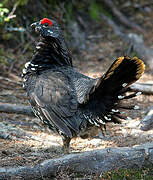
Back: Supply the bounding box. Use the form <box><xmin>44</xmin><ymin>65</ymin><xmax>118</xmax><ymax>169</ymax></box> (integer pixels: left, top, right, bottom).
<box><xmin>31</xmin><ymin>22</ymin><xmax>37</xmax><ymax>29</ymax></box>
<box><xmin>30</xmin><ymin>22</ymin><xmax>42</xmax><ymax>34</ymax></box>
<box><xmin>30</xmin><ymin>22</ymin><xmax>40</xmax><ymax>30</ymax></box>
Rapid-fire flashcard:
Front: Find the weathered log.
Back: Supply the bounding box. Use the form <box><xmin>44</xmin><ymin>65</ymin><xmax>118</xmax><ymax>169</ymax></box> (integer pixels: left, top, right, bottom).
<box><xmin>139</xmin><ymin>108</ymin><xmax>153</xmax><ymax>131</ymax></box>
<box><xmin>0</xmin><ymin>103</ymin><xmax>34</xmax><ymax>116</ymax></box>
<box><xmin>100</xmin><ymin>13</ymin><xmax>153</xmax><ymax>69</ymax></box>
<box><xmin>0</xmin><ymin>142</ymin><xmax>153</xmax><ymax>179</ymax></box>
<box><xmin>102</xmin><ymin>0</ymin><xmax>144</xmax><ymax>33</ymax></box>
<box><xmin>130</xmin><ymin>83</ymin><xmax>153</xmax><ymax>95</ymax></box>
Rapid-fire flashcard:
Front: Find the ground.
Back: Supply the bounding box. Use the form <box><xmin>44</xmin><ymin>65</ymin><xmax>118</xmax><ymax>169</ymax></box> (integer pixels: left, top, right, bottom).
<box><xmin>0</xmin><ymin>13</ymin><xmax>153</xmax><ymax>174</ymax></box>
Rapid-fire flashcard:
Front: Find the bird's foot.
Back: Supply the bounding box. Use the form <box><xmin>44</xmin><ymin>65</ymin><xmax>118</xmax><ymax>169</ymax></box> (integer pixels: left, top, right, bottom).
<box><xmin>62</xmin><ymin>145</ymin><xmax>70</xmax><ymax>154</ymax></box>
<box><xmin>62</xmin><ymin>136</ymin><xmax>71</xmax><ymax>154</ymax></box>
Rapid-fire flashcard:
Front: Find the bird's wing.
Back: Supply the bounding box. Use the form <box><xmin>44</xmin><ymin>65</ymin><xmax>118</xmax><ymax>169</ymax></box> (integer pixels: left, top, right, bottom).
<box><xmin>72</xmin><ymin>75</ymin><xmax>96</xmax><ymax>104</ymax></box>
<box><xmin>29</xmin><ymin>71</ymin><xmax>79</xmax><ymax>137</ymax></box>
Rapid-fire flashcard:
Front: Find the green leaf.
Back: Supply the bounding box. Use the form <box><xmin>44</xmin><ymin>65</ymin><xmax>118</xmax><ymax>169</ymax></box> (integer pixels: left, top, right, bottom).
<box><xmin>89</xmin><ymin>0</ymin><xmax>100</xmax><ymax>21</ymax></box>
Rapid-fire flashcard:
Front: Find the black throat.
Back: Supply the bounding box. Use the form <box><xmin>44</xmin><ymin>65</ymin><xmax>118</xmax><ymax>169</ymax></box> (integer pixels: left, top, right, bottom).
<box><xmin>31</xmin><ymin>36</ymin><xmax>73</xmax><ymax>69</ymax></box>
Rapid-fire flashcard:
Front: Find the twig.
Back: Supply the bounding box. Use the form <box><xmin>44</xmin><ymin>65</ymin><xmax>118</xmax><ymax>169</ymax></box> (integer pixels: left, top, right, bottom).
<box><xmin>130</xmin><ymin>82</ymin><xmax>153</xmax><ymax>95</ymax></box>
<box><xmin>8</xmin><ymin>73</ymin><xmax>22</xmax><ymax>82</ymax></box>
<box><xmin>22</xmin><ymin>40</ymin><xmax>34</xmax><ymax>54</ymax></box>
<box><xmin>7</xmin><ymin>2</ymin><xmax>18</xmax><ymax>20</ymax></box>
<box><xmin>0</xmin><ymin>76</ymin><xmax>21</xmax><ymax>85</ymax></box>
<box><xmin>133</xmin><ymin>2</ymin><xmax>153</xmax><ymax>9</ymax></box>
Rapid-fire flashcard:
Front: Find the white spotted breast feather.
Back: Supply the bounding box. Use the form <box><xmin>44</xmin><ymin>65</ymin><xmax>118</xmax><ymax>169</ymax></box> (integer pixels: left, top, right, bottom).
<box><xmin>22</xmin><ymin>61</ymin><xmax>40</xmax><ymax>88</ymax></box>
<box><xmin>22</xmin><ymin>61</ymin><xmax>40</xmax><ymax>76</ymax></box>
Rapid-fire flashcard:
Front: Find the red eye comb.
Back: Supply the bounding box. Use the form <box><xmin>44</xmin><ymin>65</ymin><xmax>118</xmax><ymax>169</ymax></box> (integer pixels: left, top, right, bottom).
<box><xmin>41</xmin><ymin>18</ymin><xmax>53</xmax><ymax>26</ymax></box>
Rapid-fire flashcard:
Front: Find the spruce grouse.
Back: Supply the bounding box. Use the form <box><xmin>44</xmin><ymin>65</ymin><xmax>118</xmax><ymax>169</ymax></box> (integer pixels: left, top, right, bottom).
<box><xmin>22</xmin><ymin>18</ymin><xmax>145</xmax><ymax>153</ymax></box>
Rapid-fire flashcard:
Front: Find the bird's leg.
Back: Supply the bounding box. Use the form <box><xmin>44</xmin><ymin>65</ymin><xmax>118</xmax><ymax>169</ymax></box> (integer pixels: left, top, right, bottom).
<box><xmin>62</xmin><ymin>136</ymin><xmax>71</xmax><ymax>154</ymax></box>
<box><xmin>100</xmin><ymin>124</ymin><xmax>106</xmax><ymax>137</ymax></box>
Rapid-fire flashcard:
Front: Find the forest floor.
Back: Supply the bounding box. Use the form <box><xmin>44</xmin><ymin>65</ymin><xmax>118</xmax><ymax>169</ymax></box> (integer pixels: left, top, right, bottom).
<box><xmin>0</xmin><ymin>11</ymin><xmax>153</xmax><ymax>178</ymax></box>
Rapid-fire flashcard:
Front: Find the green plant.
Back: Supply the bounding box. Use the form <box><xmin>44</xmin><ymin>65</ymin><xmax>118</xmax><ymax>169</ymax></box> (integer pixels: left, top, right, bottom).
<box><xmin>89</xmin><ymin>0</ymin><xmax>112</xmax><ymax>21</ymax></box>
<box><xmin>89</xmin><ymin>0</ymin><xmax>100</xmax><ymax>21</ymax></box>
<box><xmin>64</xmin><ymin>2</ymin><xmax>74</xmax><ymax>22</ymax></box>
<box><xmin>100</xmin><ymin>166</ymin><xmax>153</xmax><ymax>179</ymax></box>
<box><xmin>0</xmin><ymin>3</ymin><xmax>9</xmax><ymax>24</ymax></box>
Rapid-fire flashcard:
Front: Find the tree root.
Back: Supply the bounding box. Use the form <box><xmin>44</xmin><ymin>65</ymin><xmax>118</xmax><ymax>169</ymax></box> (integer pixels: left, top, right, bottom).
<box><xmin>139</xmin><ymin>108</ymin><xmax>153</xmax><ymax>131</ymax></box>
<box><xmin>102</xmin><ymin>0</ymin><xmax>144</xmax><ymax>33</ymax></box>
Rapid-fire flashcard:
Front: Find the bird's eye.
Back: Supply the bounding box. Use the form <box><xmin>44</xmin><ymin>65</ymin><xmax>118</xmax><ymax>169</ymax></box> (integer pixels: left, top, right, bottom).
<box><xmin>43</xmin><ymin>23</ymin><xmax>49</xmax><ymax>27</ymax></box>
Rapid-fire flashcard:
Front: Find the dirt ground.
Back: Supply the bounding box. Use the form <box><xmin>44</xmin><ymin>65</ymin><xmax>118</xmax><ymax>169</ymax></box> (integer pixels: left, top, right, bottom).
<box><xmin>0</xmin><ymin>17</ymin><xmax>153</xmax><ymax>169</ymax></box>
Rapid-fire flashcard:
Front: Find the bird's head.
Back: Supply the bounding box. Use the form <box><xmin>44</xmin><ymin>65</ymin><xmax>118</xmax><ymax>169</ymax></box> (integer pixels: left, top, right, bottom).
<box><xmin>30</xmin><ymin>18</ymin><xmax>73</xmax><ymax>66</ymax></box>
<box><xmin>31</xmin><ymin>18</ymin><xmax>60</xmax><ymax>38</ymax></box>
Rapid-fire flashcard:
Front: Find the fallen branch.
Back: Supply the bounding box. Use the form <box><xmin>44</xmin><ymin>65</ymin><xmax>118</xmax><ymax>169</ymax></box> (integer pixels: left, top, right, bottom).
<box><xmin>0</xmin><ymin>122</ymin><xmax>39</xmax><ymax>141</ymax></box>
<box><xmin>0</xmin><ymin>103</ymin><xmax>34</xmax><ymax>116</ymax></box>
<box><xmin>0</xmin><ymin>142</ymin><xmax>153</xmax><ymax>179</ymax></box>
<box><xmin>100</xmin><ymin>13</ymin><xmax>153</xmax><ymax>69</ymax></box>
<box><xmin>102</xmin><ymin>0</ymin><xmax>144</xmax><ymax>33</ymax></box>
<box><xmin>130</xmin><ymin>82</ymin><xmax>153</xmax><ymax>95</ymax></box>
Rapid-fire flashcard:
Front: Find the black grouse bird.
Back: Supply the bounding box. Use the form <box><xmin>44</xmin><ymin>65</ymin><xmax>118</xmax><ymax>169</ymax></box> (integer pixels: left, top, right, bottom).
<box><xmin>22</xmin><ymin>18</ymin><xmax>145</xmax><ymax>153</ymax></box>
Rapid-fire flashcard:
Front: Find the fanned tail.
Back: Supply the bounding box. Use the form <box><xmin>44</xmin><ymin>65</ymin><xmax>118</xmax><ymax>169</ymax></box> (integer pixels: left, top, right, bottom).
<box><xmin>87</xmin><ymin>56</ymin><xmax>145</xmax><ymax>125</ymax></box>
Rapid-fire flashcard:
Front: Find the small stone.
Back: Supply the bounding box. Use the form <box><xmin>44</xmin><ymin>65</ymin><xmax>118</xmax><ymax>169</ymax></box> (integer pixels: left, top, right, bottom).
<box><xmin>118</xmin><ymin>95</ymin><xmax>125</xmax><ymax>99</ymax></box>
<box><xmin>122</xmin><ymin>83</ymin><xmax>128</xmax><ymax>87</ymax></box>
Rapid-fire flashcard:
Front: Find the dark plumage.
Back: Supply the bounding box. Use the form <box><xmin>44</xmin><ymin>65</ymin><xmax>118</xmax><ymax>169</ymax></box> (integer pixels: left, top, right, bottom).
<box><xmin>22</xmin><ymin>18</ymin><xmax>145</xmax><ymax>153</ymax></box>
